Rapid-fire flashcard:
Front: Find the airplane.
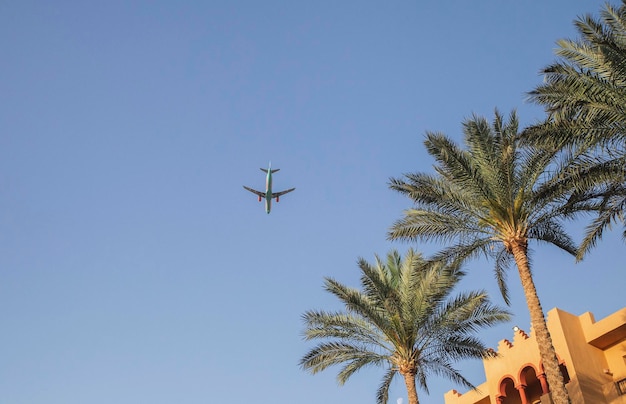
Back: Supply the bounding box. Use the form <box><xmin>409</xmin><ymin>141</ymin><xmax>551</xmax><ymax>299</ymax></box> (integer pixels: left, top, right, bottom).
<box><xmin>243</xmin><ymin>162</ymin><xmax>295</xmax><ymax>214</ymax></box>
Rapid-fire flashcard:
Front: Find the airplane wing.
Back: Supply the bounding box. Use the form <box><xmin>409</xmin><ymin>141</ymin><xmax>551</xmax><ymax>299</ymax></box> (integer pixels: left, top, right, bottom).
<box><xmin>272</xmin><ymin>188</ymin><xmax>295</xmax><ymax>199</ymax></box>
<box><xmin>243</xmin><ymin>186</ymin><xmax>266</xmax><ymax>198</ymax></box>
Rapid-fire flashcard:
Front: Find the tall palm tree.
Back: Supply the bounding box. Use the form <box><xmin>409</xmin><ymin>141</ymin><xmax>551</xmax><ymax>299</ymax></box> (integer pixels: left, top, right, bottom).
<box><xmin>388</xmin><ymin>110</ymin><xmax>590</xmax><ymax>404</ymax></box>
<box><xmin>300</xmin><ymin>249</ymin><xmax>510</xmax><ymax>404</ymax></box>
<box><xmin>526</xmin><ymin>0</ymin><xmax>626</xmax><ymax>257</ymax></box>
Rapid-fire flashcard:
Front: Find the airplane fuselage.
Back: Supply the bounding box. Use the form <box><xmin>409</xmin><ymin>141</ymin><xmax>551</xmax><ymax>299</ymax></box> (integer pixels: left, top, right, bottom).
<box><xmin>264</xmin><ymin>169</ymin><xmax>273</xmax><ymax>213</ymax></box>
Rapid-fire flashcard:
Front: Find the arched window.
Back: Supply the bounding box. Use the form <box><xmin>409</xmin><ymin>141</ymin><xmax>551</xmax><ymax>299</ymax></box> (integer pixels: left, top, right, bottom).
<box><xmin>519</xmin><ymin>365</ymin><xmax>543</xmax><ymax>403</ymax></box>
<box><xmin>497</xmin><ymin>377</ymin><xmax>522</xmax><ymax>404</ymax></box>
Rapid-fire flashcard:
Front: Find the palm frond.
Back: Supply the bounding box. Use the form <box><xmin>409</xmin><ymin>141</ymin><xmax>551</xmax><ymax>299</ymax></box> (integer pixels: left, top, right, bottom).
<box><xmin>578</xmin><ymin>190</ymin><xmax>626</xmax><ymax>259</ymax></box>
<box><xmin>493</xmin><ymin>246</ymin><xmax>512</xmax><ymax>305</ymax></box>
<box><xmin>300</xmin><ymin>341</ymin><xmax>381</xmax><ymax>377</ymax></box>
<box><xmin>376</xmin><ymin>368</ymin><xmax>397</xmax><ymax>404</ymax></box>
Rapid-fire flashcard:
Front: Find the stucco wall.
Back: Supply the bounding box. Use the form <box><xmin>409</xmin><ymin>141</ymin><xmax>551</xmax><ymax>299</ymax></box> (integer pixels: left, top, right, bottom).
<box><xmin>443</xmin><ymin>307</ymin><xmax>626</xmax><ymax>404</ymax></box>
<box><xmin>548</xmin><ymin>309</ymin><xmax>611</xmax><ymax>403</ymax></box>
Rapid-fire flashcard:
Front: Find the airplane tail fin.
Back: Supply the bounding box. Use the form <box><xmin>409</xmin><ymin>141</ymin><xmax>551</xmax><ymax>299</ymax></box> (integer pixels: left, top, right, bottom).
<box><xmin>260</xmin><ymin>168</ymin><xmax>280</xmax><ymax>174</ymax></box>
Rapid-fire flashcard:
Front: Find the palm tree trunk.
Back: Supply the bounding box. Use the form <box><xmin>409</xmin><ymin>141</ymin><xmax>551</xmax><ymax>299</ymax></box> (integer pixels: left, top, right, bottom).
<box><xmin>510</xmin><ymin>241</ymin><xmax>570</xmax><ymax>404</ymax></box>
<box><xmin>402</xmin><ymin>373</ymin><xmax>419</xmax><ymax>404</ymax></box>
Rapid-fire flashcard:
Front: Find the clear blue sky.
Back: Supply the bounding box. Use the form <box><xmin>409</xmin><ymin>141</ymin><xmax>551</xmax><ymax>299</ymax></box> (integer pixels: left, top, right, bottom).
<box><xmin>1</xmin><ymin>1</ymin><xmax>623</xmax><ymax>403</ymax></box>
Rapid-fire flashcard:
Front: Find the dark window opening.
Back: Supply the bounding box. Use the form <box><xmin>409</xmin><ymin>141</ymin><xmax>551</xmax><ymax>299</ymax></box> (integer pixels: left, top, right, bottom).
<box><xmin>616</xmin><ymin>378</ymin><xmax>626</xmax><ymax>396</ymax></box>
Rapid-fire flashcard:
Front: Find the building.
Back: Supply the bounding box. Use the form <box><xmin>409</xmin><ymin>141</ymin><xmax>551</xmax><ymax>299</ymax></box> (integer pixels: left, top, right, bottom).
<box><xmin>444</xmin><ymin>307</ymin><xmax>626</xmax><ymax>404</ymax></box>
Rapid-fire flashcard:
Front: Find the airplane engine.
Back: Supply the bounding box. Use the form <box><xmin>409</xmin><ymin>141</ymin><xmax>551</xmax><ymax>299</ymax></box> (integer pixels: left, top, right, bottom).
<box><xmin>258</xmin><ymin>196</ymin><xmax>262</xmax><ymax>202</ymax></box>
<box><xmin>276</xmin><ymin>196</ymin><xmax>280</xmax><ymax>202</ymax></box>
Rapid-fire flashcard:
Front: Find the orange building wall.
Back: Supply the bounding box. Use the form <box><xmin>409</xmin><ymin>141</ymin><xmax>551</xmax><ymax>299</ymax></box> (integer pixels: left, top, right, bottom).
<box><xmin>444</xmin><ymin>307</ymin><xmax>626</xmax><ymax>404</ymax></box>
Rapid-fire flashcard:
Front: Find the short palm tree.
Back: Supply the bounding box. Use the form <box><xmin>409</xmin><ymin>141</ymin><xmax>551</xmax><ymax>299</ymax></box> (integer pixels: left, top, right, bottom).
<box><xmin>300</xmin><ymin>249</ymin><xmax>510</xmax><ymax>404</ymax></box>
<box><xmin>526</xmin><ymin>0</ymin><xmax>626</xmax><ymax>257</ymax></box>
<box><xmin>388</xmin><ymin>110</ymin><xmax>589</xmax><ymax>404</ymax></box>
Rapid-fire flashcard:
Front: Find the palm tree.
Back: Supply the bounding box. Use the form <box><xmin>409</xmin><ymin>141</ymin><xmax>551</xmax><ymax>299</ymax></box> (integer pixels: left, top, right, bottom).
<box><xmin>525</xmin><ymin>0</ymin><xmax>626</xmax><ymax>257</ymax></box>
<box><xmin>388</xmin><ymin>110</ymin><xmax>590</xmax><ymax>404</ymax></box>
<box><xmin>300</xmin><ymin>249</ymin><xmax>510</xmax><ymax>404</ymax></box>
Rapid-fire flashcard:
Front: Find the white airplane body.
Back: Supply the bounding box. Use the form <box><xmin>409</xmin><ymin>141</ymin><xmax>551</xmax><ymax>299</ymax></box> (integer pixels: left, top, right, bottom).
<box><xmin>243</xmin><ymin>163</ymin><xmax>295</xmax><ymax>213</ymax></box>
